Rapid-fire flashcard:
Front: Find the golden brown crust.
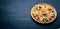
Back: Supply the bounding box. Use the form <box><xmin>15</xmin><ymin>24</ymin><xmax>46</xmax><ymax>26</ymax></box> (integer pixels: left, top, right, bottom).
<box><xmin>31</xmin><ymin>3</ymin><xmax>57</xmax><ymax>24</ymax></box>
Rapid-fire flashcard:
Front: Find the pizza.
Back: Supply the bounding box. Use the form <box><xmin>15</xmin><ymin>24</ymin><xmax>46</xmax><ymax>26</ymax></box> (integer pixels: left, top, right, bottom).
<box><xmin>31</xmin><ymin>3</ymin><xmax>57</xmax><ymax>24</ymax></box>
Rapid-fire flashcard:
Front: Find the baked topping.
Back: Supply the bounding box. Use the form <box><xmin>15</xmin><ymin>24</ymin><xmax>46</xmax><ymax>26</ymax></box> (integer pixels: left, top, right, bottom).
<box><xmin>48</xmin><ymin>8</ymin><xmax>52</xmax><ymax>11</ymax></box>
<box><xmin>43</xmin><ymin>17</ymin><xmax>48</xmax><ymax>22</ymax></box>
<box><xmin>51</xmin><ymin>13</ymin><xmax>55</xmax><ymax>18</ymax></box>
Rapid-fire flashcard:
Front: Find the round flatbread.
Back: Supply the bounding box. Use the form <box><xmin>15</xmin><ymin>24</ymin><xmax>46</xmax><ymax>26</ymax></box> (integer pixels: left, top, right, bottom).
<box><xmin>31</xmin><ymin>3</ymin><xmax>57</xmax><ymax>24</ymax></box>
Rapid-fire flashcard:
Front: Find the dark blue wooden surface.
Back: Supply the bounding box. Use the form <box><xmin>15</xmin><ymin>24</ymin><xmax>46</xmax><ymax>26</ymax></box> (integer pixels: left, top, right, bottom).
<box><xmin>0</xmin><ymin>0</ymin><xmax>60</xmax><ymax>29</ymax></box>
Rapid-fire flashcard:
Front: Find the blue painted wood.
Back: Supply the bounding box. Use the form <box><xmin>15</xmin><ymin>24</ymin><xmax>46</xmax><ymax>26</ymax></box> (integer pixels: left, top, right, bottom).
<box><xmin>0</xmin><ymin>0</ymin><xmax>60</xmax><ymax>29</ymax></box>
